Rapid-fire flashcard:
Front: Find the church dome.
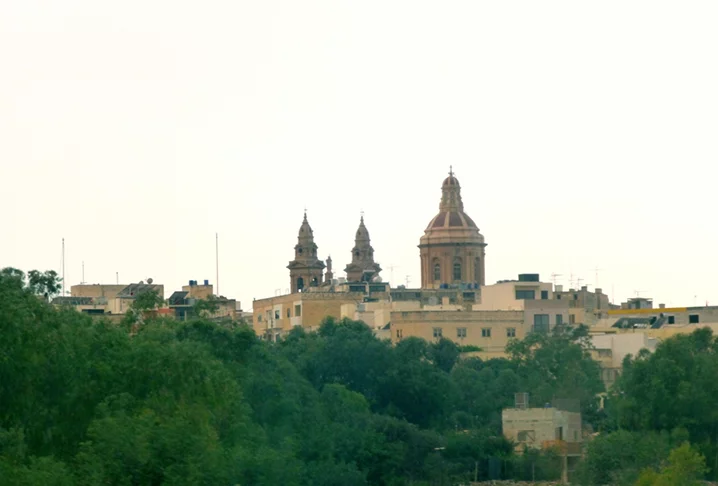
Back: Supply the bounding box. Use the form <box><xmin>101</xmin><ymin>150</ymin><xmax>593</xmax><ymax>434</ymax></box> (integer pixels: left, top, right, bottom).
<box><xmin>421</xmin><ymin>167</ymin><xmax>483</xmax><ymax>242</ymax></box>
<box><xmin>425</xmin><ymin>210</ymin><xmax>478</xmax><ymax>230</ymax></box>
<box><xmin>418</xmin><ymin>168</ymin><xmax>487</xmax><ymax>289</ymax></box>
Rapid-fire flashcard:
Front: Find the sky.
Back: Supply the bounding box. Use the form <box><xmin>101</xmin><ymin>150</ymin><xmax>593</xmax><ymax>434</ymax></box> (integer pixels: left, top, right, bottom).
<box><xmin>1</xmin><ymin>1</ymin><xmax>717</xmax><ymax>310</ymax></box>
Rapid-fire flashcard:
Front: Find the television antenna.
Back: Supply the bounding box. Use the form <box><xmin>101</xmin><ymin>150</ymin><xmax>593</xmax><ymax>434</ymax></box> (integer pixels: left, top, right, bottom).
<box><xmin>387</xmin><ymin>264</ymin><xmax>400</xmax><ymax>285</ymax></box>
<box><xmin>593</xmin><ymin>266</ymin><xmax>604</xmax><ymax>288</ymax></box>
<box><xmin>550</xmin><ymin>273</ymin><xmax>562</xmax><ymax>286</ymax></box>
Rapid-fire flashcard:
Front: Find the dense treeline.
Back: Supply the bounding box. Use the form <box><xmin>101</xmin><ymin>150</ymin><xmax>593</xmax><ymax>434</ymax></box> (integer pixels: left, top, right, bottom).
<box><xmin>0</xmin><ymin>268</ymin><xmax>715</xmax><ymax>485</ymax></box>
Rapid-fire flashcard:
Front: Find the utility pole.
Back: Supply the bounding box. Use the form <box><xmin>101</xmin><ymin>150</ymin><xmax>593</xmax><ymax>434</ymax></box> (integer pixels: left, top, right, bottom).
<box><xmin>594</xmin><ymin>266</ymin><xmax>603</xmax><ymax>288</ymax></box>
<box><xmin>216</xmin><ymin>232</ymin><xmax>219</xmax><ymax>296</ymax></box>
<box><xmin>62</xmin><ymin>238</ymin><xmax>65</xmax><ymax>296</ymax></box>
<box><xmin>387</xmin><ymin>264</ymin><xmax>399</xmax><ymax>286</ymax></box>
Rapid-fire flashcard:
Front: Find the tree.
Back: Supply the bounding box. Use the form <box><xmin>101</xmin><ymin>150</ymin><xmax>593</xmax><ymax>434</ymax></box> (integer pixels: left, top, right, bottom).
<box><xmin>634</xmin><ymin>443</ymin><xmax>707</xmax><ymax>486</ymax></box>
<box><xmin>506</xmin><ymin>324</ymin><xmax>605</xmax><ymax>423</ymax></box>
<box><xmin>27</xmin><ymin>270</ymin><xmax>62</xmax><ymax>298</ymax></box>
<box><xmin>192</xmin><ymin>294</ymin><xmax>220</xmax><ymax>318</ymax></box>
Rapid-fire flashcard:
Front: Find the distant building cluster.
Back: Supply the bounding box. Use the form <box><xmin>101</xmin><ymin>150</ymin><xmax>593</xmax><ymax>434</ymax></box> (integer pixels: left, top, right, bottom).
<box><xmin>52</xmin><ymin>168</ymin><xmax>718</xmax><ymax>394</ymax></box>
<box><xmin>251</xmin><ymin>168</ymin><xmax>718</xmax><ymax>391</ymax></box>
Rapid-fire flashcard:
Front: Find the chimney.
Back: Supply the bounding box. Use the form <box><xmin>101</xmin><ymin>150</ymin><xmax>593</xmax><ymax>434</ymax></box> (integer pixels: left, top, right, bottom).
<box><xmin>595</xmin><ymin>288</ymin><xmax>602</xmax><ymax>294</ymax></box>
<box><xmin>659</xmin><ymin>303</ymin><xmax>665</xmax><ymax>309</ymax></box>
<box><xmin>581</xmin><ymin>286</ymin><xmax>588</xmax><ymax>291</ymax></box>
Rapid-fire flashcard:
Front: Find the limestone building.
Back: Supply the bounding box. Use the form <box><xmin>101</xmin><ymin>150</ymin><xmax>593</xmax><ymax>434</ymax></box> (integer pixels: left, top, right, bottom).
<box><xmin>419</xmin><ymin>168</ymin><xmax>487</xmax><ymax>289</ymax></box>
<box><xmin>287</xmin><ymin>212</ymin><xmax>326</xmax><ymax>293</ymax></box>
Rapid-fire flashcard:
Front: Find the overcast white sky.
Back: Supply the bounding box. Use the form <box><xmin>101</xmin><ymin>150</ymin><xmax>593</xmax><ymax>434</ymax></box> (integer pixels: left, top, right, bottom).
<box><xmin>2</xmin><ymin>1</ymin><xmax>717</xmax><ymax>310</ymax></box>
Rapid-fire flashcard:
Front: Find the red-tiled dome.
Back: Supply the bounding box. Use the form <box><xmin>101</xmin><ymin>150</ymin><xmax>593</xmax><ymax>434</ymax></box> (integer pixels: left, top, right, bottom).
<box><xmin>426</xmin><ymin>211</ymin><xmax>477</xmax><ymax>230</ymax></box>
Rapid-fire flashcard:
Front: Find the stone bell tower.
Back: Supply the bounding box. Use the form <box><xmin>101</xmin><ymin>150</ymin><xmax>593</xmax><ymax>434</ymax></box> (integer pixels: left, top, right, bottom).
<box><xmin>287</xmin><ymin>211</ymin><xmax>325</xmax><ymax>293</ymax></box>
<box><xmin>344</xmin><ymin>214</ymin><xmax>382</xmax><ymax>282</ymax></box>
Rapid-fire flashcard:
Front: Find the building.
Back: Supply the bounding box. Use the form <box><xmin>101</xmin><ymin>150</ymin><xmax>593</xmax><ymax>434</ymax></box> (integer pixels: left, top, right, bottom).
<box><xmin>167</xmin><ymin>279</ymin><xmax>242</xmax><ymax>321</ymax></box>
<box><xmin>502</xmin><ymin>402</ymin><xmax>582</xmax><ymax>455</ymax></box>
<box><xmin>419</xmin><ymin>167</ymin><xmax>487</xmax><ymax>289</ymax></box>
<box><xmin>389</xmin><ymin>274</ymin><xmax>574</xmax><ymax>358</ymax></box>
<box><xmin>588</xmin><ymin>332</ymin><xmax>659</xmax><ymax>388</ymax></box>
<box><xmin>502</xmin><ymin>395</ymin><xmax>582</xmax><ymax>483</ymax></box>
<box><xmin>252</xmin><ymin>283</ymin><xmax>387</xmax><ymax>341</ymax></box>
<box><xmin>391</xmin><ymin>309</ymin><xmax>525</xmax><ymax>356</ymax></box>
<box><xmin>554</xmin><ymin>285</ymin><xmax>614</xmax><ymax>327</ymax></box>
<box><xmin>54</xmin><ymin>281</ymin><xmax>165</xmax><ymax>315</ymax></box>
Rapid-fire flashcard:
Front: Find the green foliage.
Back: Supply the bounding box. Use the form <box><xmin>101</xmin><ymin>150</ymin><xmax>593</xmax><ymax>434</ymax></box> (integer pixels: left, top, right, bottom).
<box><xmin>634</xmin><ymin>443</ymin><xmax>708</xmax><ymax>486</ymax></box>
<box><xmin>458</xmin><ymin>344</ymin><xmax>482</xmax><ymax>352</ymax></box>
<box><xmin>0</xmin><ymin>273</ymin><xmax>611</xmax><ymax>484</ymax></box>
<box><xmin>192</xmin><ymin>294</ymin><xmax>220</xmax><ymax>318</ymax></box>
<box><xmin>131</xmin><ymin>289</ymin><xmax>165</xmax><ymax>312</ymax></box>
<box><xmin>27</xmin><ymin>270</ymin><xmax>62</xmax><ymax>298</ymax></box>
<box><xmin>608</xmin><ymin>328</ymin><xmax>718</xmax><ymax>479</ymax></box>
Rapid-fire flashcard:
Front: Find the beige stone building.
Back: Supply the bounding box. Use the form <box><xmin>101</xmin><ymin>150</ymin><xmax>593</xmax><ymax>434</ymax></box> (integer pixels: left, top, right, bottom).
<box><xmin>588</xmin><ymin>332</ymin><xmax>659</xmax><ymax>388</ymax></box>
<box><xmin>167</xmin><ymin>279</ymin><xmax>242</xmax><ymax>321</ymax></box>
<box><xmin>502</xmin><ymin>405</ymin><xmax>582</xmax><ymax>455</ymax></box>
<box><xmin>54</xmin><ymin>282</ymin><xmax>165</xmax><ymax>315</ymax></box>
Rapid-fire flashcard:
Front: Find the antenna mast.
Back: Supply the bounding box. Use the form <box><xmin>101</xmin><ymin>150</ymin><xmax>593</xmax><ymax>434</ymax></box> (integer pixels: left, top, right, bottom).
<box><xmin>216</xmin><ymin>232</ymin><xmax>219</xmax><ymax>296</ymax></box>
<box><xmin>62</xmin><ymin>238</ymin><xmax>65</xmax><ymax>296</ymax></box>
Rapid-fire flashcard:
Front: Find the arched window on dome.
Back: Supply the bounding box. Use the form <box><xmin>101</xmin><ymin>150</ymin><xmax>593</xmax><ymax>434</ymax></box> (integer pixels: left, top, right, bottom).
<box><xmin>474</xmin><ymin>257</ymin><xmax>481</xmax><ymax>283</ymax></box>
<box><xmin>453</xmin><ymin>258</ymin><xmax>462</xmax><ymax>282</ymax></box>
<box><xmin>433</xmin><ymin>260</ymin><xmax>441</xmax><ymax>282</ymax></box>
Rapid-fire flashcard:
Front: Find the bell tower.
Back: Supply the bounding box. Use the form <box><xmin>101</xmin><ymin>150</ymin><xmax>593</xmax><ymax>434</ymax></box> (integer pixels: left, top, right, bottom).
<box><xmin>344</xmin><ymin>214</ymin><xmax>382</xmax><ymax>282</ymax></box>
<box><xmin>287</xmin><ymin>211</ymin><xmax>325</xmax><ymax>293</ymax></box>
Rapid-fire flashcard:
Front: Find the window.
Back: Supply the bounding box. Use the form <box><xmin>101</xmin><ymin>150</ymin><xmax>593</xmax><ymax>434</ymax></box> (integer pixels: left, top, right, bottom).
<box><xmin>556</xmin><ymin>314</ymin><xmax>563</xmax><ymax>326</ymax></box>
<box><xmin>396</xmin><ymin>329</ymin><xmax>403</xmax><ymax>340</ymax></box>
<box><xmin>474</xmin><ymin>257</ymin><xmax>481</xmax><ymax>283</ymax></box>
<box><xmin>311</xmin><ymin>277</ymin><xmax>318</xmax><ymax>286</ymax></box>
<box><xmin>515</xmin><ymin>289</ymin><xmax>535</xmax><ymax>300</ymax></box>
<box><xmin>274</xmin><ymin>310</ymin><xmax>280</xmax><ymax>320</ymax></box>
<box><xmin>689</xmin><ymin>314</ymin><xmax>700</xmax><ymax>324</ymax></box>
<box><xmin>533</xmin><ymin>314</ymin><xmax>549</xmax><ymax>333</ymax></box>
<box><xmin>541</xmin><ymin>290</ymin><xmax>549</xmax><ymax>300</ymax></box>
<box><xmin>453</xmin><ymin>259</ymin><xmax>462</xmax><ymax>281</ymax></box>
<box><xmin>507</xmin><ymin>327</ymin><xmax>516</xmax><ymax>338</ymax></box>
<box><xmin>569</xmin><ymin>314</ymin><xmax>576</xmax><ymax>324</ymax></box>
<box><xmin>433</xmin><ymin>262</ymin><xmax>441</xmax><ymax>281</ymax></box>
<box><xmin>295</xmin><ymin>305</ymin><xmax>302</xmax><ymax>317</ymax></box>
<box><xmin>481</xmin><ymin>328</ymin><xmax>491</xmax><ymax>338</ymax></box>
<box><xmin>433</xmin><ymin>327</ymin><xmax>443</xmax><ymax>338</ymax></box>
<box><xmin>258</xmin><ymin>314</ymin><xmax>263</xmax><ymax>322</ymax></box>
<box><xmin>668</xmin><ymin>315</ymin><xmax>675</xmax><ymax>324</ymax></box>
<box><xmin>557</xmin><ymin>294</ymin><xmax>562</xmax><ymax>300</ymax></box>
<box><xmin>286</xmin><ymin>309</ymin><xmax>291</xmax><ymax>318</ymax></box>
<box><xmin>517</xmin><ymin>430</ymin><xmax>534</xmax><ymax>442</ymax></box>
<box><xmin>297</xmin><ymin>277</ymin><xmax>304</xmax><ymax>290</ymax></box>
<box><xmin>457</xmin><ymin>328</ymin><xmax>467</xmax><ymax>338</ymax></box>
